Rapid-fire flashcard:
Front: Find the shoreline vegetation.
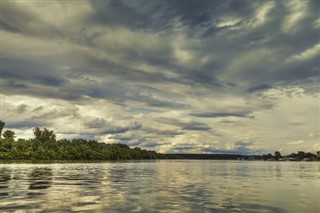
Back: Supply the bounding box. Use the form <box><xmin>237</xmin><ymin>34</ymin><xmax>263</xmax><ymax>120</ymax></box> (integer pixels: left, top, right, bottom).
<box><xmin>0</xmin><ymin>123</ymin><xmax>319</xmax><ymax>162</ymax></box>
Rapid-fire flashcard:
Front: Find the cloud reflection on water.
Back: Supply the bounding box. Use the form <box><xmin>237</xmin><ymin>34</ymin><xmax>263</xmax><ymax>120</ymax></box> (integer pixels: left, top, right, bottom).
<box><xmin>0</xmin><ymin>161</ymin><xmax>319</xmax><ymax>212</ymax></box>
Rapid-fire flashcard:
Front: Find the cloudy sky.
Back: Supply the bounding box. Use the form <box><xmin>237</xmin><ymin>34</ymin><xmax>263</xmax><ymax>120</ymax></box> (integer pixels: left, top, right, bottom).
<box><xmin>1</xmin><ymin>0</ymin><xmax>319</xmax><ymax>154</ymax></box>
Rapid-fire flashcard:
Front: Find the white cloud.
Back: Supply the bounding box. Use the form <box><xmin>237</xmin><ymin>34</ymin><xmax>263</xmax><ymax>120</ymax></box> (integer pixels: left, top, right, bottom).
<box><xmin>282</xmin><ymin>1</ymin><xmax>308</xmax><ymax>34</ymax></box>
<box><xmin>314</xmin><ymin>18</ymin><xmax>320</xmax><ymax>29</ymax></box>
<box><xmin>287</xmin><ymin>140</ymin><xmax>304</xmax><ymax>145</ymax></box>
<box><xmin>250</xmin><ymin>1</ymin><xmax>275</xmax><ymax>28</ymax></box>
<box><xmin>285</xmin><ymin>43</ymin><xmax>320</xmax><ymax>63</ymax></box>
<box><xmin>250</xmin><ymin>87</ymin><xmax>319</xmax><ymax>153</ymax></box>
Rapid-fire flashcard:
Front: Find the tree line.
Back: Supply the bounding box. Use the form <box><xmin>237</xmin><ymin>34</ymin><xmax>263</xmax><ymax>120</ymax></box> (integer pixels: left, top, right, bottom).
<box><xmin>263</xmin><ymin>150</ymin><xmax>319</xmax><ymax>161</ymax></box>
<box><xmin>0</xmin><ymin>120</ymin><xmax>319</xmax><ymax>161</ymax></box>
<box><xmin>0</xmin><ymin>121</ymin><xmax>160</xmax><ymax>161</ymax></box>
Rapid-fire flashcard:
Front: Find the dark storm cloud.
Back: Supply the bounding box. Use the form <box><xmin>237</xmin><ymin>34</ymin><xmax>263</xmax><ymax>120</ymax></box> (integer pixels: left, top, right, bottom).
<box><xmin>1</xmin><ymin>2</ymin><xmax>41</xmax><ymax>33</ymax></box>
<box><xmin>276</xmin><ymin>53</ymin><xmax>320</xmax><ymax>83</ymax></box>
<box><xmin>5</xmin><ymin>121</ymin><xmax>48</xmax><ymax>129</ymax></box>
<box><xmin>83</xmin><ymin>118</ymin><xmax>142</xmax><ymax>135</ymax></box>
<box><xmin>158</xmin><ymin>118</ymin><xmax>211</xmax><ymax>131</ymax></box>
<box><xmin>147</xmin><ymin>99</ymin><xmax>187</xmax><ymax>108</ymax></box>
<box><xmin>2</xmin><ymin>58</ymin><xmax>186</xmax><ymax>106</ymax></box>
<box><xmin>185</xmin><ymin>70</ymin><xmax>220</xmax><ymax>87</ymax></box>
<box><xmin>37</xmin><ymin>76</ymin><xmax>66</xmax><ymax>87</ymax></box>
<box><xmin>83</xmin><ymin>118</ymin><xmax>107</xmax><ymax>129</ymax></box>
<box><xmin>56</xmin><ymin>119</ymin><xmax>142</xmax><ymax>140</ymax></box>
<box><xmin>90</xmin><ymin>0</ymin><xmax>255</xmax><ymax>36</ymax></box>
<box><xmin>1</xmin><ymin>1</ymin><xmax>62</xmax><ymax>37</ymax></box>
<box><xmin>83</xmin><ymin>46</ymin><xmax>221</xmax><ymax>89</ymax></box>
<box><xmin>142</xmin><ymin>127</ymin><xmax>183</xmax><ymax>137</ymax></box>
<box><xmin>247</xmin><ymin>84</ymin><xmax>272</xmax><ymax>93</ymax></box>
<box><xmin>5</xmin><ymin>80</ymin><xmax>28</xmax><ymax>89</ymax></box>
<box><xmin>169</xmin><ymin>146</ymin><xmax>195</xmax><ymax>152</ymax></box>
<box><xmin>168</xmin><ymin>0</ymin><xmax>257</xmax><ymax>37</ymax></box>
<box><xmin>3</xmin><ymin>80</ymin><xmax>81</xmax><ymax>101</ymax></box>
<box><xmin>182</xmin><ymin>122</ymin><xmax>212</xmax><ymax>131</ymax></box>
<box><xmin>32</xmin><ymin>106</ymin><xmax>44</xmax><ymax>112</ymax></box>
<box><xmin>83</xmin><ymin>1</ymin><xmax>246</xmax><ymax>88</ymax></box>
<box><xmin>91</xmin><ymin>0</ymin><xmax>151</xmax><ymax>29</ymax></box>
<box><xmin>141</xmin><ymin>142</ymin><xmax>162</xmax><ymax>148</ymax></box>
<box><xmin>193</xmin><ymin>2</ymin><xmax>319</xmax><ymax>88</ymax></box>
<box><xmin>15</xmin><ymin>104</ymin><xmax>28</xmax><ymax>114</ymax></box>
<box><xmin>108</xmin><ymin>135</ymin><xmax>132</xmax><ymax>142</ymax></box>
<box><xmin>1</xmin><ymin>21</ymin><xmax>21</xmax><ymax>33</ymax></box>
<box><xmin>3</xmin><ymin>0</ymin><xmax>318</xmax><ymax>103</ymax></box>
<box><xmin>100</xmin><ymin>127</ymin><xmax>135</xmax><ymax>135</ymax></box>
<box><xmin>105</xmin><ymin>127</ymin><xmax>181</xmax><ymax>148</ymax></box>
<box><xmin>2</xmin><ymin>57</ymin><xmax>67</xmax><ymax>89</ymax></box>
<box><xmin>85</xmin><ymin>80</ymin><xmax>188</xmax><ymax>109</ymax></box>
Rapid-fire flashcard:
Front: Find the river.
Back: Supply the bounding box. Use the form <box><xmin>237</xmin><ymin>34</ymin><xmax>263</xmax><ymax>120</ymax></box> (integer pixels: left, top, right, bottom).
<box><xmin>0</xmin><ymin>160</ymin><xmax>319</xmax><ymax>212</ymax></box>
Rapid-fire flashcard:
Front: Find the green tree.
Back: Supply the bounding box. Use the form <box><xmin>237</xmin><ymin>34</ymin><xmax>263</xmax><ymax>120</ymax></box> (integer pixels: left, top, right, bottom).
<box><xmin>33</xmin><ymin>127</ymin><xmax>56</xmax><ymax>142</ymax></box>
<box><xmin>297</xmin><ymin>151</ymin><xmax>305</xmax><ymax>160</ymax></box>
<box><xmin>2</xmin><ymin>130</ymin><xmax>16</xmax><ymax>140</ymax></box>
<box><xmin>0</xmin><ymin>120</ymin><xmax>5</xmax><ymax>138</ymax></box>
<box><xmin>0</xmin><ymin>127</ymin><xmax>163</xmax><ymax>160</ymax></box>
<box><xmin>275</xmin><ymin>151</ymin><xmax>281</xmax><ymax>160</ymax></box>
<box><xmin>267</xmin><ymin>153</ymin><xmax>273</xmax><ymax>159</ymax></box>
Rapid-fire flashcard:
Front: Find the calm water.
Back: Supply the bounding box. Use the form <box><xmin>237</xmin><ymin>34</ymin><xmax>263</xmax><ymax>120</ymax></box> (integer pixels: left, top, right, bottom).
<box><xmin>0</xmin><ymin>160</ymin><xmax>319</xmax><ymax>213</ymax></box>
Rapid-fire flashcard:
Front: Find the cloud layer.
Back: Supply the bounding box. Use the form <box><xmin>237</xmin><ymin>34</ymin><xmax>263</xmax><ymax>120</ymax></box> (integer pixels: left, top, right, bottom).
<box><xmin>1</xmin><ymin>0</ymin><xmax>319</xmax><ymax>154</ymax></box>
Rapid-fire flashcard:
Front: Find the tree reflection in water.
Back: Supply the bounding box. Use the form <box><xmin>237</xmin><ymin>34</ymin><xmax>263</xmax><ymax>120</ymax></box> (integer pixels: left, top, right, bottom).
<box><xmin>28</xmin><ymin>167</ymin><xmax>53</xmax><ymax>190</ymax></box>
<box><xmin>0</xmin><ymin>167</ymin><xmax>11</xmax><ymax>197</ymax></box>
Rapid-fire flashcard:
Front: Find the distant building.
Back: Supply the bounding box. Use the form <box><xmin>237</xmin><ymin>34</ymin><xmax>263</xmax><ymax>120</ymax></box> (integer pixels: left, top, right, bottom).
<box><xmin>317</xmin><ymin>151</ymin><xmax>320</xmax><ymax>157</ymax></box>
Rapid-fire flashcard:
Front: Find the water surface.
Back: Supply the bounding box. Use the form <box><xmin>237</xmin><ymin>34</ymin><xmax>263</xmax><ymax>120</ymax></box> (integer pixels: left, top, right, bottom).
<box><xmin>0</xmin><ymin>160</ymin><xmax>319</xmax><ymax>212</ymax></box>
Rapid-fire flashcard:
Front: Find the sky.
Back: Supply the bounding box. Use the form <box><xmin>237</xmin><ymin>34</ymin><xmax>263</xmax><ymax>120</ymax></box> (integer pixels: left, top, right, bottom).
<box><xmin>1</xmin><ymin>0</ymin><xmax>319</xmax><ymax>155</ymax></box>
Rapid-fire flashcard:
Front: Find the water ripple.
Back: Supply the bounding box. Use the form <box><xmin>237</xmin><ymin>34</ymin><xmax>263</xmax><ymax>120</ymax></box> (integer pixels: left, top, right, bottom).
<box><xmin>0</xmin><ymin>161</ymin><xmax>319</xmax><ymax>212</ymax></box>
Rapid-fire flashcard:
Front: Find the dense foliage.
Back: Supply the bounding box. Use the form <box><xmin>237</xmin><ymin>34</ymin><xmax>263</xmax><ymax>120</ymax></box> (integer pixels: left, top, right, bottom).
<box><xmin>263</xmin><ymin>151</ymin><xmax>319</xmax><ymax>161</ymax></box>
<box><xmin>0</xmin><ymin>137</ymin><xmax>160</xmax><ymax>160</ymax></box>
<box><xmin>0</xmin><ymin>122</ymin><xmax>160</xmax><ymax>161</ymax></box>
